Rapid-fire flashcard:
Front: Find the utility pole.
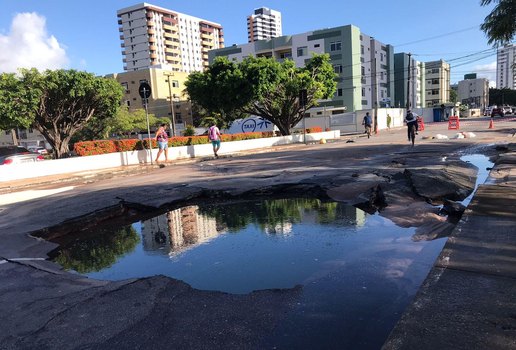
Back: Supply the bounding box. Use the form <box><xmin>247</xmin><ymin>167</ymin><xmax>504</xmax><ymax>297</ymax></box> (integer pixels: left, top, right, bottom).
<box><xmin>164</xmin><ymin>72</ymin><xmax>177</xmax><ymax>137</ymax></box>
<box><xmin>406</xmin><ymin>53</ymin><xmax>412</xmax><ymax>110</ymax></box>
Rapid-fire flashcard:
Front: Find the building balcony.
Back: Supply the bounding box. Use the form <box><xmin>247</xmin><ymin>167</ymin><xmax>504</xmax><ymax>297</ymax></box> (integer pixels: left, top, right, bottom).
<box><xmin>150</xmin><ymin>53</ymin><xmax>158</xmax><ymax>59</ymax></box>
<box><xmin>122</xmin><ymin>50</ymin><xmax>126</xmax><ymax>55</ymax></box>
<box><xmin>219</xmin><ymin>37</ymin><xmax>224</xmax><ymax>43</ymax></box>
<box><xmin>201</xmin><ymin>40</ymin><xmax>213</xmax><ymax>47</ymax></box>
<box><xmin>201</xmin><ymin>33</ymin><xmax>212</xmax><ymax>39</ymax></box>
<box><xmin>162</xmin><ymin>17</ymin><xmax>178</xmax><ymax>25</ymax></box>
<box><xmin>149</xmin><ymin>45</ymin><xmax>157</xmax><ymax>51</ymax></box>
<box><xmin>119</xmin><ymin>26</ymin><xmax>123</xmax><ymax>32</ymax></box>
<box><xmin>148</xmin><ymin>28</ymin><xmax>155</xmax><ymax>35</ymax></box>
<box><xmin>202</xmin><ymin>54</ymin><xmax>209</xmax><ymax>60</ymax></box>
<box><xmin>165</xmin><ymin>47</ymin><xmax>180</xmax><ymax>55</ymax></box>
<box><xmin>164</xmin><ymin>32</ymin><xmax>179</xmax><ymax>40</ymax></box>
<box><xmin>147</xmin><ymin>21</ymin><xmax>154</xmax><ymax>27</ymax></box>
<box><xmin>120</xmin><ymin>35</ymin><xmax>124</xmax><ymax>40</ymax></box>
<box><xmin>120</xmin><ymin>43</ymin><xmax>125</xmax><ymax>48</ymax></box>
<box><xmin>148</xmin><ymin>36</ymin><xmax>156</xmax><ymax>43</ymax></box>
<box><xmin>118</xmin><ymin>19</ymin><xmax>122</xmax><ymax>25</ymax></box>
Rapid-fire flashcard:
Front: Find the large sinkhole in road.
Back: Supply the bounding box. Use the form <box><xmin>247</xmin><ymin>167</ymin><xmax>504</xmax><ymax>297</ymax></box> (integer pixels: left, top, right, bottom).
<box><xmin>51</xmin><ymin>198</ymin><xmax>446</xmax><ymax>295</ymax></box>
<box><xmin>50</xmin><ymin>198</ymin><xmax>447</xmax><ymax>347</ymax></box>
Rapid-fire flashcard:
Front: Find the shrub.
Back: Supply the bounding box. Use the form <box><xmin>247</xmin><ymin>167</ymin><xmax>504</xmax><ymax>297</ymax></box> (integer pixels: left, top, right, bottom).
<box><xmin>183</xmin><ymin>125</ymin><xmax>195</xmax><ymax>136</ymax></box>
<box><xmin>307</xmin><ymin>126</ymin><xmax>323</xmax><ymax>133</ymax></box>
<box><xmin>74</xmin><ymin>132</ymin><xmax>275</xmax><ymax>156</ymax></box>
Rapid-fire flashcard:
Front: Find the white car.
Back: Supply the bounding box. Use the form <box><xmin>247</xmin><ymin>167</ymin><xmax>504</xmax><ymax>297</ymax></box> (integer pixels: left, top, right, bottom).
<box><xmin>27</xmin><ymin>146</ymin><xmax>49</xmax><ymax>155</ymax></box>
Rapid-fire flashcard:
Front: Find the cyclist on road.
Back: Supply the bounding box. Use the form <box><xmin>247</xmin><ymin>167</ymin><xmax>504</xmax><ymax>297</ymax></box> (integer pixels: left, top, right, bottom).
<box><xmin>405</xmin><ymin>110</ymin><xmax>418</xmax><ymax>145</ymax></box>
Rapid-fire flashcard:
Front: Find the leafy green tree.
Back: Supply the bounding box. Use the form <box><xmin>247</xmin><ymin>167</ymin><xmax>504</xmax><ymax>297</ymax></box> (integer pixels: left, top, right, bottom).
<box><xmin>2</xmin><ymin>69</ymin><xmax>124</xmax><ymax>158</ymax></box>
<box><xmin>240</xmin><ymin>54</ymin><xmax>337</xmax><ymax>135</ymax></box>
<box><xmin>185</xmin><ymin>58</ymin><xmax>252</xmax><ymax>128</ymax></box>
<box><xmin>489</xmin><ymin>87</ymin><xmax>516</xmax><ymax>105</ymax></box>
<box><xmin>481</xmin><ymin>0</ymin><xmax>516</xmax><ymax>45</ymax></box>
<box><xmin>186</xmin><ymin>54</ymin><xmax>336</xmax><ymax>135</ymax></box>
<box><xmin>449</xmin><ymin>89</ymin><xmax>458</xmax><ymax>103</ymax></box>
<box><xmin>0</xmin><ymin>72</ymin><xmax>39</xmax><ymax>145</ymax></box>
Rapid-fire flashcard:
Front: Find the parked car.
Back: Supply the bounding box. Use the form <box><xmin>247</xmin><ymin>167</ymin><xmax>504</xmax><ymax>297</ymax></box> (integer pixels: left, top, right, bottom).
<box><xmin>491</xmin><ymin>108</ymin><xmax>505</xmax><ymax>118</ymax></box>
<box><xmin>502</xmin><ymin>106</ymin><xmax>513</xmax><ymax>115</ymax></box>
<box><xmin>27</xmin><ymin>146</ymin><xmax>49</xmax><ymax>155</ymax></box>
<box><xmin>0</xmin><ymin>146</ymin><xmax>44</xmax><ymax>165</ymax></box>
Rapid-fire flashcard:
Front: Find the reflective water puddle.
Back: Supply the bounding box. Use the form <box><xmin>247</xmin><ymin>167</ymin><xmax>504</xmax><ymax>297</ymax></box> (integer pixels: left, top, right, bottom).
<box><xmin>50</xmin><ymin>198</ymin><xmax>446</xmax><ymax>349</ymax></box>
<box><xmin>460</xmin><ymin>154</ymin><xmax>494</xmax><ymax>206</ymax></box>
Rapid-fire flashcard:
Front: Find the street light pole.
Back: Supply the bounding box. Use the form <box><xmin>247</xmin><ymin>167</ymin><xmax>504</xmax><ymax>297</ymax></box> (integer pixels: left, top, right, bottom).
<box><xmin>164</xmin><ymin>73</ymin><xmax>177</xmax><ymax>137</ymax></box>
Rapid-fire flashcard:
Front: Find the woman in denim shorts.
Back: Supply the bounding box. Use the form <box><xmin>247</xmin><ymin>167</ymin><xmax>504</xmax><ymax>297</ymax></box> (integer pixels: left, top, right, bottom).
<box><xmin>154</xmin><ymin>123</ymin><xmax>169</xmax><ymax>162</ymax></box>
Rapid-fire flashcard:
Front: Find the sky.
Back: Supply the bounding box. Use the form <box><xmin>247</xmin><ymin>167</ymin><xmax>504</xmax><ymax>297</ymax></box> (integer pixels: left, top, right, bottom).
<box><xmin>0</xmin><ymin>0</ymin><xmax>501</xmax><ymax>85</ymax></box>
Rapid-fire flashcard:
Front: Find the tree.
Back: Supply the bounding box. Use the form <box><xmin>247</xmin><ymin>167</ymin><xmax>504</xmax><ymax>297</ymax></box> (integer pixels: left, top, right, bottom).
<box><xmin>481</xmin><ymin>0</ymin><xmax>516</xmax><ymax>45</ymax></box>
<box><xmin>489</xmin><ymin>87</ymin><xmax>516</xmax><ymax>105</ymax></box>
<box><xmin>449</xmin><ymin>89</ymin><xmax>458</xmax><ymax>103</ymax></box>
<box><xmin>3</xmin><ymin>69</ymin><xmax>124</xmax><ymax>158</ymax></box>
<box><xmin>186</xmin><ymin>54</ymin><xmax>336</xmax><ymax>135</ymax></box>
<box><xmin>240</xmin><ymin>54</ymin><xmax>336</xmax><ymax>135</ymax></box>
<box><xmin>76</xmin><ymin>108</ymin><xmax>165</xmax><ymax>141</ymax></box>
<box><xmin>0</xmin><ymin>72</ymin><xmax>39</xmax><ymax>145</ymax></box>
<box><xmin>185</xmin><ymin>58</ymin><xmax>252</xmax><ymax>128</ymax></box>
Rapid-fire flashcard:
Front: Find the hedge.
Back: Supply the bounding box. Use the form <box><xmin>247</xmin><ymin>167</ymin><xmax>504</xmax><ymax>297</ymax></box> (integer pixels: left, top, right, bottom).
<box><xmin>74</xmin><ymin>128</ymin><xmax>328</xmax><ymax>157</ymax></box>
<box><xmin>74</xmin><ymin>132</ymin><xmax>267</xmax><ymax>157</ymax></box>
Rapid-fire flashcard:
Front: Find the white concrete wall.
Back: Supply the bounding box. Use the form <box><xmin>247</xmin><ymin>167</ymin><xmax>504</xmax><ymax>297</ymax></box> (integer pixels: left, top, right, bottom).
<box><xmin>0</xmin><ymin>131</ymin><xmax>339</xmax><ymax>183</ymax></box>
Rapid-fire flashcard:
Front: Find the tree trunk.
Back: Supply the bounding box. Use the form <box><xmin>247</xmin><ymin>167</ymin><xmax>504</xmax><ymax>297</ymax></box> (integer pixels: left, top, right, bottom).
<box><xmin>10</xmin><ymin>129</ymin><xmax>19</xmax><ymax>146</ymax></box>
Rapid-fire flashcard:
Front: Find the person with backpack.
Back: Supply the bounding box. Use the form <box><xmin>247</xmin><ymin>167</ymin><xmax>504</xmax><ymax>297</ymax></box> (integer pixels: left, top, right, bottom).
<box><xmin>405</xmin><ymin>110</ymin><xmax>418</xmax><ymax>143</ymax></box>
<box><xmin>362</xmin><ymin>112</ymin><xmax>372</xmax><ymax>138</ymax></box>
<box><xmin>208</xmin><ymin>123</ymin><xmax>222</xmax><ymax>158</ymax></box>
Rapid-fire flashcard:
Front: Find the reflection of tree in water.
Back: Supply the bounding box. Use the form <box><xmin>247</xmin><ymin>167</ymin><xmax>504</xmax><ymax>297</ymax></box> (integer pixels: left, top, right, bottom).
<box><xmin>53</xmin><ymin>226</ymin><xmax>140</xmax><ymax>273</ymax></box>
<box><xmin>199</xmin><ymin>198</ymin><xmax>339</xmax><ymax>233</ymax></box>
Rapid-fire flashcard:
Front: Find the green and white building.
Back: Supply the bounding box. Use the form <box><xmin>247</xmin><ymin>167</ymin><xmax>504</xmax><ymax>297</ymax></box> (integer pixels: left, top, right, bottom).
<box><xmin>209</xmin><ymin>25</ymin><xmax>395</xmax><ymax>114</ymax></box>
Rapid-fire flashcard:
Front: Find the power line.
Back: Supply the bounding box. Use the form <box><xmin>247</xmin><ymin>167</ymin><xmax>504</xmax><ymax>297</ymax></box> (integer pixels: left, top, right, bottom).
<box><xmin>393</xmin><ymin>25</ymin><xmax>479</xmax><ymax>47</ymax></box>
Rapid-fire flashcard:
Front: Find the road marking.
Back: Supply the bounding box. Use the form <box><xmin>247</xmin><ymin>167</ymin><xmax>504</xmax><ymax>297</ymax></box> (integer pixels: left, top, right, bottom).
<box><xmin>0</xmin><ymin>186</ymin><xmax>75</xmax><ymax>205</ymax></box>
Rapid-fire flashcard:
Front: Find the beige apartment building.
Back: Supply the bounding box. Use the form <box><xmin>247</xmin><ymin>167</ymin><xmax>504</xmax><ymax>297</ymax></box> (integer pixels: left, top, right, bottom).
<box><xmin>458</xmin><ymin>76</ymin><xmax>489</xmax><ymax>110</ymax></box>
<box><xmin>106</xmin><ymin>68</ymin><xmax>193</xmax><ymax>132</ymax></box>
<box><xmin>117</xmin><ymin>3</ymin><xmax>224</xmax><ymax>72</ymax></box>
<box><xmin>425</xmin><ymin>60</ymin><xmax>450</xmax><ymax>107</ymax></box>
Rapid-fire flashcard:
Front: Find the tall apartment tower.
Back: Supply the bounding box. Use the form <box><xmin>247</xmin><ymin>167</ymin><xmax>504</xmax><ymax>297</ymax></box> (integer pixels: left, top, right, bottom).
<box><xmin>247</xmin><ymin>7</ymin><xmax>282</xmax><ymax>42</ymax></box>
<box><xmin>117</xmin><ymin>3</ymin><xmax>224</xmax><ymax>72</ymax></box>
<box><xmin>496</xmin><ymin>44</ymin><xmax>516</xmax><ymax>89</ymax></box>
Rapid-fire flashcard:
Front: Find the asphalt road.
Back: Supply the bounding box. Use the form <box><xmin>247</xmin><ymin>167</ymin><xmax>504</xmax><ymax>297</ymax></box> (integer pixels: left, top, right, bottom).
<box><xmin>0</xmin><ymin>117</ymin><xmax>515</xmax><ymax>349</ymax></box>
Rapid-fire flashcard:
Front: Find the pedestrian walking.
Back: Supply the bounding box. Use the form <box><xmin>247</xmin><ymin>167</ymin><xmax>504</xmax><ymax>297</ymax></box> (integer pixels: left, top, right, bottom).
<box><xmin>154</xmin><ymin>123</ymin><xmax>169</xmax><ymax>162</ymax></box>
<box><xmin>387</xmin><ymin>114</ymin><xmax>392</xmax><ymax>130</ymax></box>
<box><xmin>362</xmin><ymin>112</ymin><xmax>372</xmax><ymax>138</ymax></box>
<box><xmin>208</xmin><ymin>123</ymin><xmax>222</xmax><ymax>158</ymax></box>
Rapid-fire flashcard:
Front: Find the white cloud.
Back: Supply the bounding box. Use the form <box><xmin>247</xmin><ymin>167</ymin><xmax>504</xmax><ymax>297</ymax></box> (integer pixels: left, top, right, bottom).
<box><xmin>474</xmin><ymin>61</ymin><xmax>497</xmax><ymax>88</ymax></box>
<box><xmin>0</xmin><ymin>12</ymin><xmax>69</xmax><ymax>73</ymax></box>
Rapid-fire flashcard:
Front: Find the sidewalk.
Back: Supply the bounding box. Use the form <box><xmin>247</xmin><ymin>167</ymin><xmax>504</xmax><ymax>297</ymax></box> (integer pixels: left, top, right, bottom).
<box><xmin>383</xmin><ymin>143</ymin><xmax>516</xmax><ymax>349</ymax></box>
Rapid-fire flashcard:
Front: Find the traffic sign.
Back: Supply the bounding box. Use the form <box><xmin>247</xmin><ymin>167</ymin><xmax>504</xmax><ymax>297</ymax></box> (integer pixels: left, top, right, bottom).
<box><xmin>138</xmin><ymin>82</ymin><xmax>152</xmax><ymax>99</ymax></box>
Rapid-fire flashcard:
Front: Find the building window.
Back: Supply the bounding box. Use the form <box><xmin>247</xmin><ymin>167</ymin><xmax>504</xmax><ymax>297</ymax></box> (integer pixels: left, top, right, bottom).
<box><xmin>297</xmin><ymin>46</ymin><xmax>307</xmax><ymax>57</ymax></box>
<box><xmin>361</xmin><ymin>45</ymin><xmax>364</xmax><ymax>54</ymax></box>
<box><xmin>330</xmin><ymin>41</ymin><xmax>341</xmax><ymax>51</ymax></box>
<box><xmin>337</xmin><ymin>88</ymin><xmax>343</xmax><ymax>96</ymax></box>
<box><xmin>172</xmin><ymin>80</ymin><xmax>179</xmax><ymax>87</ymax></box>
<box><xmin>314</xmin><ymin>44</ymin><xmax>320</xmax><ymax>48</ymax></box>
<box><xmin>361</xmin><ymin>66</ymin><xmax>365</xmax><ymax>76</ymax></box>
<box><xmin>333</xmin><ymin>64</ymin><xmax>343</xmax><ymax>74</ymax></box>
<box><xmin>362</xmin><ymin>88</ymin><xmax>365</xmax><ymax>97</ymax></box>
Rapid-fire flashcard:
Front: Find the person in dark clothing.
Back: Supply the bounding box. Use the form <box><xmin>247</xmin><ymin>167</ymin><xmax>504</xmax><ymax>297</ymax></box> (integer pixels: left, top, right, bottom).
<box><xmin>405</xmin><ymin>110</ymin><xmax>418</xmax><ymax>142</ymax></box>
<box><xmin>362</xmin><ymin>112</ymin><xmax>372</xmax><ymax>138</ymax></box>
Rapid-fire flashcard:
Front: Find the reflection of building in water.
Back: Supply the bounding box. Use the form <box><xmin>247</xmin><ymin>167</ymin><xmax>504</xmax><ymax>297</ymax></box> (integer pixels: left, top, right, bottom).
<box><xmin>141</xmin><ymin>206</ymin><xmax>223</xmax><ymax>256</ymax></box>
<box><xmin>264</xmin><ymin>221</ymin><xmax>293</xmax><ymax>235</ymax></box>
<box><xmin>340</xmin><ymin>205</ymin><xmax>366</xmax><ymax>227</ymax></box>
